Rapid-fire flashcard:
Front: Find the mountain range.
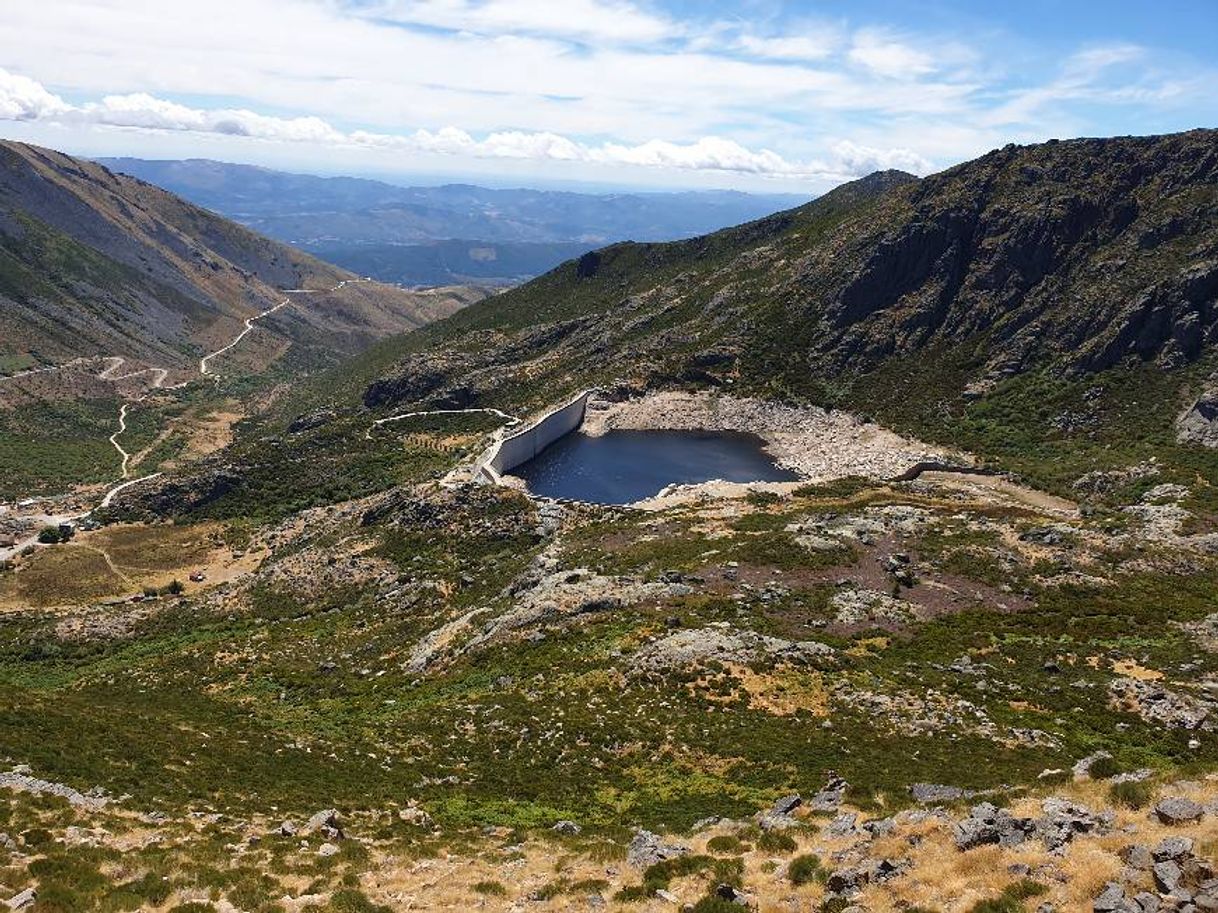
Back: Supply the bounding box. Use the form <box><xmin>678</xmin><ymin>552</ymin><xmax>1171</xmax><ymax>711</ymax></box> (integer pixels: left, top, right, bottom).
<box><xmin>97</xmin><ymin>157</ymin><xmax>808</xmax><ymax>285</ymax></box>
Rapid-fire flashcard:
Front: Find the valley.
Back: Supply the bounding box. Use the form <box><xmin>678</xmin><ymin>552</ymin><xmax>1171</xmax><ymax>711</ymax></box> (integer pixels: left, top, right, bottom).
<box><xmin>2</xmin><ymin>128</ymin><xmax>1218</xmax><ymax>913</ymax></box>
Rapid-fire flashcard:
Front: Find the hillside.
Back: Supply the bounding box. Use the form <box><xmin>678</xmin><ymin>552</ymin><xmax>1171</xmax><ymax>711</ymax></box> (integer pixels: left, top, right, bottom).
<box><xmin>334</xmin><ymin>131</ymin><xmax>1218</xmax><ymax>505</ymax></box>
<box><xmin>0</xmin><ymin>141</ymin><xmax>479</xmax><ymax>380</ymax></box>
<box><xmin>2</xmin><ymin>132</ymin><xmax>1218</xmax><ymax>913</ymax></box>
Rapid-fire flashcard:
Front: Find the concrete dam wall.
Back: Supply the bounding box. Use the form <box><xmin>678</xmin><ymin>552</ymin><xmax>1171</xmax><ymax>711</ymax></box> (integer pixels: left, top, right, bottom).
<box><xmin>481</xmin><ymin>390</ymin><xmax>594</xmax><ymax>481</ymax></box>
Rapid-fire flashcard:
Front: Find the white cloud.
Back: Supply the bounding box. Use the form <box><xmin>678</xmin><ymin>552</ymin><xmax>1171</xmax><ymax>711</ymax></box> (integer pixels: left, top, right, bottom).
<box><xmin>736</xmin><ymin>33</ymin><xmax>840</xmax><ymax>62</ymax></box>
<box><xmin>0</xmin><ymin>67</ymin><xmax>933</xmax><ymax>181</ymax></box>
<box><xmin>0</xmin><ymin>69</ymin><xmax>71</xmax><ymax>120</ymax></box>
<box><xmin>848</xmin><ymin>29</ymin><xmax>936</xmax><ymax>79</ymax></box>
<box><xmin>360</xmin><ymin>0</ymin><xmax>677</xmax><ymax>44</ymax></box>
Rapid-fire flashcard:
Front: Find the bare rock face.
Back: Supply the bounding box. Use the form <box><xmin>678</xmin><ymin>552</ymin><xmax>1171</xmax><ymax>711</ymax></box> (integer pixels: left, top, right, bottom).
<box><xmin>1178</xmin><ymin>381</ymin><xmax>1218</xmax><ymax>447</ymax></box>
<box><xmin>627</xmin><ymin>830</ymin><xmax>689</xmax><ymax>868</ymax></box>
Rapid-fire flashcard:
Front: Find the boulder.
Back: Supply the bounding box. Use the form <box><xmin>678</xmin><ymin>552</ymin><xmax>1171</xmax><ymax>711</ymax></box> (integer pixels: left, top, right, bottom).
<box><xmin>911</xmin><ymin>782</ymin><xmax>964</xmax><ymax>804</ymax></box>
<box><xmin>627</xmin><ymin>830</ymin><xmax>689</xmax><ymax>869</ymax></box>
<box><xmin>5</xmin><ymin>889</ymin><xmax>35</xmax><ymax>911</ymax></box>
<box><xmin>552</xmin><ymin>820</ymin><xmax>582</xmax><ymax>836</ymax></box>
<box><xmin>1153</xmin><ymin>836</ymin><xmax>1194</xmax><ymax>861</ymax></box>
<box><xmin>303</xmin><ymin>808</ymin><xmax>344</xmax><ymax>840</ymax></box>
<box><xmin>954</xmin><ymin>803</ymin><xmax>1036</xmax><ymax>850</ymax></box>
<box><xmin>1155</xmin><ymin>797</ymin><xmax>1204</xmax><ymax>826</ymax></box>
<box><xmin>1036</xmin><ymin>797</ymin><xmax>1112</xmax><ymax>851</ymax></box>
<box><xmin>809</xmin><ymin>777</ymin><xmax>849</xmax><ymax>812</ymax></box>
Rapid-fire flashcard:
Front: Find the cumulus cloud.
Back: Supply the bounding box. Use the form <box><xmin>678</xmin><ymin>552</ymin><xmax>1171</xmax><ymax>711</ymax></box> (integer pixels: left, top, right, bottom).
<box><xmin>0</xmin><ymin>68</ymin><xmax>933</xmax><ymax>181</ymax></box>
<box><xmin>0</xmin><ymin>69</ymin><xmax>71</xmax><ymax>120</ymax></box>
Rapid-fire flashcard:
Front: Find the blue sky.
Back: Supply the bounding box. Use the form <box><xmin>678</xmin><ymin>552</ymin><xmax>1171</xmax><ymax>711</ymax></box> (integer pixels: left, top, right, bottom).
<box><xmin>0</xmin><ymin>0</ymin><xmax>1214</xmax><ymax>192</ymax></box>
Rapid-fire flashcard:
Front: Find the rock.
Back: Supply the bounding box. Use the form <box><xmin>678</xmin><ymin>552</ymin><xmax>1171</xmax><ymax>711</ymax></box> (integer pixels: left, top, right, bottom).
<box><xmin>278</xmin><ymin>820</ymin><xmax>298</xmax><ymax>837</ymax></box>
<box><xmin>954</xmin><ymin>803</ymin><xmax>1035</xmax><ymax>850</ymax></box>
<box><xmin>1093</xmin><ymin>882</ymin><xmax>1135</xmax><ymax>913</ymax></box>
<box><xmin>826</xmin><ymin>813</ymin><xmax>858</xmax><ymax>837</ymax></box>
<box><xmin>1109</xmin><ymin>679</ymin><xmax>1213</xmax><ymax>731</ymax></box>
<box><xmin>629</xmin><ymin>627</ymin><xmax>833</xmax><ymax>674</ymax></box>
<box><xmin>303</xmin><ymin>808</ymin><xmax>344</xmax><ymax>839</ymax></box>
<box><xmin>1156</xmin><ymin>797</ymin><xmax>1205</xmax><ymax>826</ymax></box>
<box><xmin>1155</xmin><ymin>860</ymin><xmax>1184</xmax><ymax>893</ymax></box>
<box><xmin>770</xmin><ymin>794</ymin><xmax>802</xmax><ymax>815</ymax></box>
<box><xmin>809</xmin><ymin>777</ymin><xmax>849</xmax><ymax>812</ymax></box>
<box><xmin>552</xmin><ymin>820</ymin><xmax>582</xmax><ymax>836</ymax></box>
<box><xmin>911</xmin><ymin>782</ymin><xmax>965</xmax><ymax>804</ymax></box>
<box><xmin>1036</xmin><ymin>797</ymin><xmax>1112</xmax><ymax>851</ymax></box>
<box><xmin>1123</xmin><ymin>844</ymin><xmax>1154</xmax><ymax>870</ymax></box>
<box><xmin>1132</xmin><ymin>893</ymin><xmax>1162</xmax><ymax>913</ymax></box>
<box><xmin>1154</xmin><ymin>836</ymin><xmax>1195</xmax><ymax>861</ymax></box>
<box><xmin>317</xmin><ymin>842</ymin><xmax>340</xmax><ymax>858</ymax></box>
<box><xmin>825</xmin><ymin>859</ymin><xmax>904</xmax><ymax>898</ymax></box>
<box><xmin>627</xmin><ymin>830</ymin><xmax>689</xmax><ymax>869</ymax></box>
<box><xmin>757</xmin><ymin>793</ymin><xmax>803</xmax><ymax>831</ymax></box>
<box><xmin>5</xmin><ymin>889</ymin><xmax>35</xmax><ymax>911</ymax></box>
<box><xmin>714</xmin><ymin>883</ymin><xmax>753</xmax><ymax>906</ymax></box>
<box><xmin>0</xmin><ymin>769</ymin><xmax>109</xmax><ymax>810</ymax></box>
<box><xmin>288</xmin><ymin>408</ymin><xmax>336</xmax><ymax>434</ymax></box>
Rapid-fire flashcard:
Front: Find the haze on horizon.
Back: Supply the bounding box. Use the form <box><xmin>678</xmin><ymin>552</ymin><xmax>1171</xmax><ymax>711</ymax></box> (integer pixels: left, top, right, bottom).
<box><xmin>0</xmin><ymin>0</ymin><xmax>1215</xmax><ymax>194</ymax></box>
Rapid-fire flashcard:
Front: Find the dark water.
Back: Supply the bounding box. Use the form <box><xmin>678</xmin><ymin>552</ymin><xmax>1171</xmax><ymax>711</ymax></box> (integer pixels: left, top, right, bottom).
<box><xmin>512</xmin><ymin>429</ymin><xmax>799</xmax><ymax>504</ymax></box>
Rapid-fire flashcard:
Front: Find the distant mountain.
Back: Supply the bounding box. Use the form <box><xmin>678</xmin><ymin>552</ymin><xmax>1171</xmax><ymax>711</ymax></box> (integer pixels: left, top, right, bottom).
<box><xmin>97</xmin><ymin>157</ymin><xmax>808</xmax><ymax>284</ymax></box>
<box><xmin>308</xmin><ymin>239</ymin><xmax>593</xmax><ymax>287</ymax></box>
<box><xmin>0</xmin><ymin>142</ymin><xmax>481</xmax><ymax>378</ymax></box>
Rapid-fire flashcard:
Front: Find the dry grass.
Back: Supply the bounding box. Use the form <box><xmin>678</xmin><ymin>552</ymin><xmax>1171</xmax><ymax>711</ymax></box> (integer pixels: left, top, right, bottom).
<box><xmin>0</xmin><ymin>521</ymin><xmax>245</xmax><ymax>608</ymax></box>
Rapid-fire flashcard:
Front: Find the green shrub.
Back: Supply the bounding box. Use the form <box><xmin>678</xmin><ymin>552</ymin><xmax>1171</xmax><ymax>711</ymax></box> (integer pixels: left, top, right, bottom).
<box><xmin>745</xmin><ymin>490</ymin><xmax>781</xmax><ymax>507</ymax></box>
<box><xmin>788</xmin><ymin>853</ymin><xmax>827</xmax><ymax>886</ymax></box>
<box><xmin>968</xmin><ymin>880</ymin><xmax>1047</xmax><ymax>913</ymax></box>
<box><xmin>706</xmin><ymin>834</ymin><xmax>748</xmax><ymax>854</ymax></box>
<box><xmin>1087</xmin><ymin>755</ymin><xmax>1121</xmax><ymax>780</ymax></box>
<box><xmin>757</xmin><ymin>830</ymin><xmax>797</xmax><ymax>853</ymax></box>
<box><xmin>1110</xmin><ymin>780</ymin><xmax>1153</xmax><ymax>809</ymax></box>
<box><xmin>472</xmin><ymin>880</ymin><xmax>507</xmax><ymax>897</ymax></box>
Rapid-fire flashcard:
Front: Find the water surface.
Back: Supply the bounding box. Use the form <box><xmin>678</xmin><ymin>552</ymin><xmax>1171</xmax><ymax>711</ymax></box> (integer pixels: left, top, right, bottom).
<box><xmin>512</xmin><ymin>429</ymin><xmax>798</xmax><ymax>504</ymax></box>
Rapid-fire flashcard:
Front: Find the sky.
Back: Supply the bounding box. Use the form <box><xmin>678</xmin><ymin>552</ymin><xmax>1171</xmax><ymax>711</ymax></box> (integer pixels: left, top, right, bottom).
<box><xmin>0</xmin><ymin>0</ymin><xmax>1215</xmax><ymax>193</ymax></box>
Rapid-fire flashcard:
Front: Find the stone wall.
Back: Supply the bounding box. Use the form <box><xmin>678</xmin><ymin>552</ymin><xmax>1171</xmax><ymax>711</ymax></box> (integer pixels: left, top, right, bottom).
<box><xmin>481</xmin><ymin>390</ymin><xmax>593</xmax><ymax>480</ymax></box>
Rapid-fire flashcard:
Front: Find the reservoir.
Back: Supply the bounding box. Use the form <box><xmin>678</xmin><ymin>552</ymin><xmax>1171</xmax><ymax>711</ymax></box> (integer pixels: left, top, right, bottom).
<box><xmin>511</xmin><ymin>429</ymin><xmax>799</xmax><ymax>504</ymax></box>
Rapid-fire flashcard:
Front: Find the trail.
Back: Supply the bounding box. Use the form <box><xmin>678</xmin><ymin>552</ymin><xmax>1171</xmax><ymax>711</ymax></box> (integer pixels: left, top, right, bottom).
<box><xmin>109</xmin><ymin>404</ymin><xmax>133</xmax><ymax>479</ymax></box>
<box><xmin>1</xmin><ymin>277</ymin><xmax>370</xmax><ymax>528</ymax></box>
<box><xmin>198</xmin><ymin>278</ymin><xmax>368</xmax><ymax>377</ymax></box>
<box><xmin>366</xmin><ymin>407</ymin><xmax>521</xmax><ymax>440</ymax></box>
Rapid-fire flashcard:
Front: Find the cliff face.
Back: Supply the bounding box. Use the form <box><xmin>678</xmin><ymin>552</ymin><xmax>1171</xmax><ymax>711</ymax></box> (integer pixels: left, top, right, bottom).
<box><xmin>781</xmin><ymin>131</ymin><xmax>1218</xmax><ymax>378</ymax></box>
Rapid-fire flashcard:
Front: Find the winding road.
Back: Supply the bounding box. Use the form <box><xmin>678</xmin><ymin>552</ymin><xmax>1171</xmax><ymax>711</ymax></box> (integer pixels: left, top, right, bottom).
<box><xmin>1</xmin><ymin>278</ymin><xmax>370</xmax><ymax>536</ymax></box>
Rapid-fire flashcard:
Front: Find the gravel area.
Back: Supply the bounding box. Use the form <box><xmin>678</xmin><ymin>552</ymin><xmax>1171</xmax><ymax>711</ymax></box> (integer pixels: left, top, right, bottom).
<box><xmin>582</xmin><ymin>391</ymin><xmax>954</xmax><ymax>484</ymax></box>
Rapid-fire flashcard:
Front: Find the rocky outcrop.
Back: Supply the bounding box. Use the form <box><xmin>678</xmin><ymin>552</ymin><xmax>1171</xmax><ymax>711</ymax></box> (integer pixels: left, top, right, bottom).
<box><xmin>629</xmin><ymin>626</ymin><xmax>833</xmax><ymax>674</ymax></box>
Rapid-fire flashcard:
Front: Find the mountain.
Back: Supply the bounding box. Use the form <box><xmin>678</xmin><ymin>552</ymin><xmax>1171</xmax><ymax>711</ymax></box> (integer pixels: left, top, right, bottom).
<box><xmin>96</xmin><ymin>157</ymin><xmax>808</xmax><ymax>284</ymax></box>
<box><xmin>340</xmin><ymin>130</ymin><xmax>1218</xmax><ymax>495</ymax></box>
<box><xmin>306</xmin><ymin>239</ymin><xmax>593</xmax><ymax>287</ymax></box>
<box><xmin>5</xmin><ymin>132</ymin><xmax>1218</xmax><ymax>913</ymax></box>
<box><xmin>0</xmin><ymin>141</ymin><xmax>483</xmax><ymax>379</ymax></box>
